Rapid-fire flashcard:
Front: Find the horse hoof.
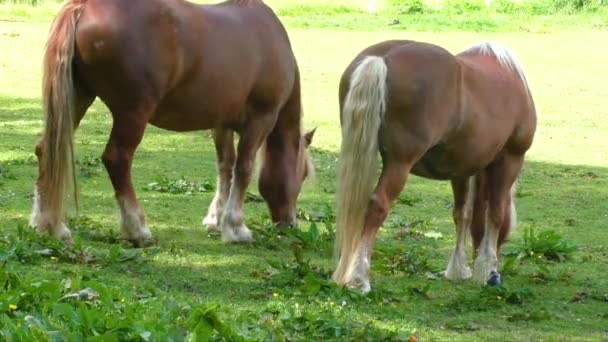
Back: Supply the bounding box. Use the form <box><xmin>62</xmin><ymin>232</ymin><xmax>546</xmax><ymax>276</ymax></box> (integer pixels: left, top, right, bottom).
<box><xmin>127</xmin><ymin>237</ymin><xmax>157</xmax><ymax>248</ymax></box>
<box><xmin>348</xmin><ymin>281</ymin><xmax>371</xmax><ymax>294</ymax></box>
<box><xmin>487</xmin><ymin>271</ymin><xmax>502</xmax><ymax>286</ymax></box>
<box><xmin>221</xmin><ymin>225</ymin><xmax>253</xmax><ymax>243</ymax></box>
<box><xmin>341</xmin><ymin>276</ymin><xmax>371</xmax><ymax>294</ymax></box>
<box><xmin>50</xmin><ymin>223</ymin><xmax>74</xmax><ymax>246</ymax></box>
<box><xmin>203</xmin><ymin>214</ymin><xmax>221</xmax><ymax>234</ymax></box>
<box><xmin>122</xmin><ymin>227</ymin><xmax>154</xmax><ymax>248</ymax></box>
<box><xmin>444</xmin><ymin>266</ymin><xmax>472</xmax><ymax>281</ymax></box>
<box><xmin>203</xmin><ymin>214</ymin><xmax>218</xmax><ymax>227</ymax></box>
<box><xmin>276</xmin><ymin>221</ymin><xmax>295</xmax><ymax>229</ymax></box>
<box><xmin>333</xmin><ymin>271</ymin><xmax>371</xmax><ymax>294</ymax></box>
<box><xmin>206</xmin><ymin>224</ymin><xmax>221</xmax><ymax>235</ymax></box>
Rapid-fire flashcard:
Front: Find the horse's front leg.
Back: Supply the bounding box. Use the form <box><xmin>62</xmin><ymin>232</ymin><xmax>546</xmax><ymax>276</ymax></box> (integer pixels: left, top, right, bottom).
<box><xmin>103</xmin><ymin>104</ymin><xmax>155</xmax><ymax>247</ymax></box>
<box><xmin>220</xmin><ymin>113</ymin><xmax>276</xmax><ymax>243</ymax></box>
<box><xmin>473</xmin><ymin>153</ymin><xmax>524</xmax><ymax>286</ymax></box>
<box><xmin>203</xmin><ymin>129</ymin><xmax>235</xmax><ymax>233</ymax></box>
<box><xmin>444</xmin><ymin>176</ymin><xmax>475</xmax><ymax>280</ymax></box>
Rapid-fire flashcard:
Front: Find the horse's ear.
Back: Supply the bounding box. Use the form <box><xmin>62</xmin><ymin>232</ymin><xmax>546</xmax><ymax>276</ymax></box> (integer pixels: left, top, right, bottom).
<box><xmin>304</xmin><ymin>127</ymin><xmax>317</xmax><ymax>147</ymax></box>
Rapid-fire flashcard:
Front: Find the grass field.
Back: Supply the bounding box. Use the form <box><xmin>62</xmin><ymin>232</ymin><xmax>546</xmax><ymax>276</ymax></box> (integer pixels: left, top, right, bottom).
<box><xmin>1</xmin><ymin>0</ymin><xmax>608</xmax><ymax>32</ymax></box>
<box><xmin>1</xmin><ymin>7</ymin><xmax>608</xmax><ymax>342</ymax></box>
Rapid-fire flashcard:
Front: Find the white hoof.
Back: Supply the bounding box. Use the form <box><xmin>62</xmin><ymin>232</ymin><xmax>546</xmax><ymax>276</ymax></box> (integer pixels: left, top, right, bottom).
<box><xmin>54</xmin><ymin>223</ymin><xmax>73</xmax><ymax>243</ymax></box>
<box><xmin>347</xmin><ymin>277</ymin><xmax>371</xmax><ymax>294</ymax></box>
<box><xmin>331</xmin><ymin>271</ymin><xmax>371</xmax><ymax>294</ymax></box>
<box><xmin>203</xmin><ymin>214</ymin><xmax>221</xmax><ymax>234</ymax></box>
<box><xmin>122</xmin><ymin>226</ymin><xmax>154</xmax><ymax>247</ymax></box>
<box><xmin>221</xmin><ymin>224</ymin><xmax>253</xmax><ymax>243</ymax></box>
<box><xmin>445</xmin><ymin>265</ymin><xmax>473</xmax><ymax>281</ymax></box>
<box><xmin>202</xmin><ymin>213</ymin><xmax>216</xmax><ymax>226</ymax></box>
<box><xmin>445</xmin><ymin>251</ymin><xmax>473</xmax><ymax>281</ymax></box>
<box><xmin>32</xmin><ymin>221</ymin><xmax>73</xmax><ymax>245</ymax></box>
<box><xmin>207</xmin><ymin>224</ymin><xmax>221</xmax><ymax>234</ymax></box>
<box><xmin>473</xmin><ymin>255</ymin><xmax>497</xmax><ymax>285</ymax></box>
<box><xmin>332</xmin><ymin>253</ymin><xmax>372</xmax><ymax>294</ymax></box>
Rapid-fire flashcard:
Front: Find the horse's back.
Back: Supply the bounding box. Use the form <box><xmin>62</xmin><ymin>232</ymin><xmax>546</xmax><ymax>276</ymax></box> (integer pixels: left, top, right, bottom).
<box><xmin>74</xmin><ymin>0</ymin><xmax>297</xmax><ymax>130</ymax></box>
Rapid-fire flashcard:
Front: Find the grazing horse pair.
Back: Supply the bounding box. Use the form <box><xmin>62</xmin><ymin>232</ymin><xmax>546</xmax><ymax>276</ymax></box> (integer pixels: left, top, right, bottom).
<box><xmin>31</xmin><ymin>0</ymin><xmax>314</xmax><ymax>247</ymax></box>
<box><xmin>32</xmin><ymin>0</ymin><xmax>536</xmax><ymax>290</ymax></box>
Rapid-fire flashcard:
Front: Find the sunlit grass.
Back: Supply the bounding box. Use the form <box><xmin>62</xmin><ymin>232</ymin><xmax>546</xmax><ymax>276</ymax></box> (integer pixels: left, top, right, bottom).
<box><xmin>0</xmin><ymin>19</ymin><xmax>607</xmax><ymax>340</ymax></box>
<box><xmin>1</xmin><ymin>0</ymin><xmax>607</xmax><ymax>32</ymax></box>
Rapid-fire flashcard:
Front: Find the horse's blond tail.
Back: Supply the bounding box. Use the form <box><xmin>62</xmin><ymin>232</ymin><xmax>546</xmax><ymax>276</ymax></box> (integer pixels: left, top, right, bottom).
<box><xmin>39</xmin><ymin>0</ymin><xmax>84</xmax><ymax>230</ymax></box>
<box><xmin>333</xmin><ymin>56</ymin><xmax>388</xmax><ymax>285</ymax></box>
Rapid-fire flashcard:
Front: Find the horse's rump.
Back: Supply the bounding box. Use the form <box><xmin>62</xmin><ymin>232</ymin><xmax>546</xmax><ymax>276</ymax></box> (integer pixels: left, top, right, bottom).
<box><xmin>74</xmin><ymin>0</ymin><xmax>297</xmax><ymax>131</ymax></box>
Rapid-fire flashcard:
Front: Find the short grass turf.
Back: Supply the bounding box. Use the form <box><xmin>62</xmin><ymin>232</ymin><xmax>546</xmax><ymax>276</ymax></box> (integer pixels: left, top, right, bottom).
<box><xmin>0</xmin><ymin>21</ymin><xmax>607</xmax><ymax>340</ymax></box>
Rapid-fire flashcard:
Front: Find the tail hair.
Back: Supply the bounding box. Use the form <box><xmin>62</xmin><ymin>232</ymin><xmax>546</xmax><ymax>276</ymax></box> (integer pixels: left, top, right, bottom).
<box><xmin>333</xmin><ymin>56</ymin><xmax>388</xmax><ymax>285</ymax></box>
<box><xmin>38</xmin><ymin>0</ymin><xmax>84</xmax><ymax>229</ymax></box>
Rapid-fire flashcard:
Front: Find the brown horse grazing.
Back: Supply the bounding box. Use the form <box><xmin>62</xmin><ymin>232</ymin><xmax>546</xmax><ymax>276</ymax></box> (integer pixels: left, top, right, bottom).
<box><xmin>333</xmin><ymin>40</ymin><xmax>536</xmax><ymax>292</ymax></box>
<box><xmin>30</xmin><ymin>0</ymin><xmax>315</xmax><ymax>247</ymax></box>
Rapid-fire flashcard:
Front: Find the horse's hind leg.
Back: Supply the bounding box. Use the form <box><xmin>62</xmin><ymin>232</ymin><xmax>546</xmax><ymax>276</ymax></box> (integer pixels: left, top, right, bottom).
<box><xmin>203</xmin><ymin>129</ymin><xmax>235</xmax><ymax>233</ymax></box>
<box><xmin>347</xmin><ymin>160</ymin><xmax>412</xmax><ymax>292</ymax></box>
<box><xmin>31</xmin><ymin>90</ymin><xmax>95</xmax><ymax>240</ymax></box>
<box><xmin>445</xmin><ymin>176</ymin><xmax>474</xmax><ymax>281</ymax></box>
<box><xmin>102</xmin><ymin>102</ymin><xmax>156</xmax><ymax>247</ymax></box>
<box><xmin>220</xmin><ymin>111</ymin><xmax>277</xmax><ymax>243</ymax></box>
<box><xmin>470</xmin><ymin>170</ymin><xmax>488</xmax><ymax>257</ymax></box>
<box><xmin>473</xmin><ymin>152</ymin><xmax>524</xmax><ymax>286</ymax></box>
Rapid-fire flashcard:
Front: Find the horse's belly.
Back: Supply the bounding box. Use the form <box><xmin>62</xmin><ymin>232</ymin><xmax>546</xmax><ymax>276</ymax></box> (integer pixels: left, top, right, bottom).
<box><xmin>148</xmin><ymin>105</ymin><xmax>222</xmax><ymax>132</ymax></box>
<box><xmin>149</xmin><ymin>92</ymin><xmax>243</xmax><ymax>132</ymax></box>
<box><xmin>411</xmin><ymin>160</ymin><xmax>459</xmax><ymax>180</ymax></box>
<box><xmin>411</xmin><ymin>158</ymin><xmax>480</xmax><ymax>180</ymax></box>
<box><xmin>410</xmin><ymin>142</ymin><xmax>491</xmax><ymax>180</ymax></box>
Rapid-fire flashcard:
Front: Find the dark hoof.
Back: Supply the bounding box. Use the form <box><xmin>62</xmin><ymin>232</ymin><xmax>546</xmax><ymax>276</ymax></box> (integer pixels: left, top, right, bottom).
<box><xmin>275</xmin><ymin>221</ymin><xmax>295</xmax><ymax>229</ymax></box>
<box><xmin>125</xmin><ymin>238</ymin><xmax>157</xmax><ymax>248</ymax></box>
<box><xmin>487</xmin><ymin>271</ymin><xmax>502</xmax><ymax>286</ymax></box>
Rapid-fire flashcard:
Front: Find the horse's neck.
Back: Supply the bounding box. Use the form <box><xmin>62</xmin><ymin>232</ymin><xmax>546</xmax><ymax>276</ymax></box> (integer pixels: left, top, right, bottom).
<box><xmin>266</xmin><ymin>126</ymin><xmax>300</xmax><ymax>152</ymax></box>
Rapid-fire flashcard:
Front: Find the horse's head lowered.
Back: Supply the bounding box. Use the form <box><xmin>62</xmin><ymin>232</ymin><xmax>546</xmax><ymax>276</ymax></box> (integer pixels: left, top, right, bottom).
<box><xmin>259</xmin><ymin>128</ymin><xmax>316</xmax><ymax>227</ymax></box>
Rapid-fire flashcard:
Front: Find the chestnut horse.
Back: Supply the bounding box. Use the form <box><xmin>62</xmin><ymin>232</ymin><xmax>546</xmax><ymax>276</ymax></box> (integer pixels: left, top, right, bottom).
<box><xmin>333</xmin><ymin>40</ymin><xmax>536</xmax><ymax>292</ymax></box>
<box><xmin>30</xmin><ymin>0</ymin><xmax>315</xmax><ymax>247</ymax></box>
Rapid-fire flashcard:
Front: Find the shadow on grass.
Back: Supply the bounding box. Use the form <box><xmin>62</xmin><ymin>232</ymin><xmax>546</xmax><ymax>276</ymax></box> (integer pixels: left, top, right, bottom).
<box><xmin>0</xmin><ymin>94</ymin><xmax>42</xmax><ymax>122</ymax></box>
<box><xmin>2</xmin><ymin>94</ymin><xmax>608</xmax><ymax>335</ymax></box>
<box><xmin>2</xmin><ymin>92</ymin><xmax>606</xmax><ymax>231</ymax></box>
<box><xmin>0</xmin><ymin>96</ymin><xmax>608</xmax><ymax>339</ymax></box>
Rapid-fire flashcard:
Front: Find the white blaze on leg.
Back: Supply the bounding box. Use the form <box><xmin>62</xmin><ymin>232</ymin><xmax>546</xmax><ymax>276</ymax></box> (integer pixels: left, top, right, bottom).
<box><xmin>203</xmin><ymin>174</ymin><xmax>231</xmax><ymax>233</ymax></box>
<box><xmin>345</xmin><ymin>239</ymin><xmax>372</xmax><ymax>293</ymax></box>
<box><xmin>30</xmin><ymin>186</ymin><xmax>43</xmax><ymax>230</ymax></box>
<box><xmin>473</xmin><ymin>208</ymin><xmax>500</xmax><ymax>284</ymax></box>
<box><xmin>445</xmin><ymin>177</ymin><xmax>475</xmax><ymax>280</ymax></box>
<box><xmin>118</xmin><ymin>197</ymin><xmax>152</xmax><ymax>243</ymax></box>
<box><xmin>219</xmin><ymin>181</ymin><xmax>252</xmax><ymax>243</ymax></box>
<box><xmin>30</xmin><ymin>185</ymin><xmax>72</xmax><ymax>242</ymax></box>
<box><xmin>203</xmin><ymin>186</ymin><xmax>221</xmax><ymax>232</ymax></box>
<box><xmin>509</xmin><ymin>183</ymin><xmax>518</xmax><ymax>232</ymax></box>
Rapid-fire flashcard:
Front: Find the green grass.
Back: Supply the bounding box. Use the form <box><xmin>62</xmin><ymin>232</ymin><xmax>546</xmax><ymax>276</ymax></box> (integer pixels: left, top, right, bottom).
<box><xmin>1</xmin><ymin>0</ymin><xmax>608</xmax><ymax>32</ymax></box>
<box><xmin>1</xmin><ymin>20</ymin><xmax>608</xmax><ymax>341</ymax></box>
